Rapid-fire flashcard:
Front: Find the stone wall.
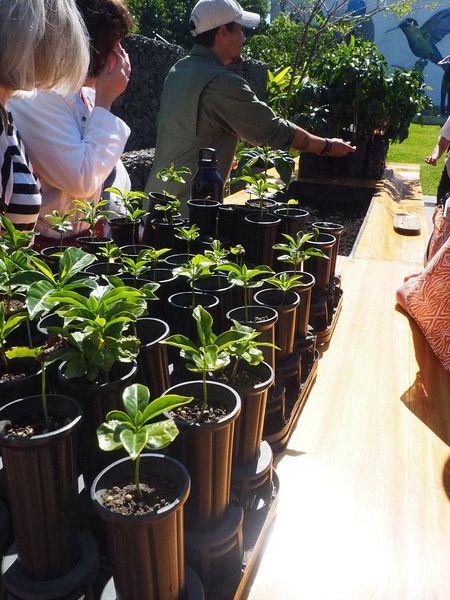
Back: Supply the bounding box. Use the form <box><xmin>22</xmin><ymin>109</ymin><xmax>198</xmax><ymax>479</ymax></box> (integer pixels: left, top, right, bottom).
<box><xmin>112</xmin><ymin>35</ymin><xmax>184</xmax><ymax>152</ymax></box>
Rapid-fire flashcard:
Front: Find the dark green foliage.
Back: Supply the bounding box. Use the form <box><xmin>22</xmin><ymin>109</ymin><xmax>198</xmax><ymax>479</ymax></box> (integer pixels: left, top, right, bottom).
<box><xmin>128</xmin><ymin>0</ymin><xmax>268</xmax><ymax>48</ymax></box>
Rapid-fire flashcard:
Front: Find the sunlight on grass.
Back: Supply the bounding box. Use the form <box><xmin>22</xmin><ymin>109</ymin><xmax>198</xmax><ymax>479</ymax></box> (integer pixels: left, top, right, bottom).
<box><xmin>387</xmin><ymin>123</ymin><xmax>443</xmax><ymax>196</ymax></box>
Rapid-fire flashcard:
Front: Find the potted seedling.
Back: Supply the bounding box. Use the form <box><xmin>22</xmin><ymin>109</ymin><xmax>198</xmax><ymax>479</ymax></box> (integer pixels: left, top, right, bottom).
<box><xmin>73</xmin><ymin>198</ymin><xmax>114</xmax><ymax>253</ymax></box>
<box><xmin>162</xmin><ymin>306</ymin><xmax>243</xmax><ymax>531</ymax></box>
<box><xmin>174</xmin><ymin>223</ymin><xmax>200</xmax><ymax>256</ymax></box>
<box><xmin>0</xmin><ymin>334</ymin><xmax>84</xmax><ymax>585</ymax></box>
<box><xmin>254</xmin><ymin>272</ymin><xmax>303</xmax><ymax>364</ymax></box>
<box><xmin>152</xmin><ymin>163</ymin><xmax>191</xmax><ymax>217</ymax></box>
<box><xmin>119</xmin><ymin>247</ymin><xmax>176</xmax><ymax>322</ymax></box>
<box><xmin>274</xmin><ymin>198</ymin><xmax>309</xmax><ymax>238</ymax></box>
<box><xmin>219</xmin><ymin>261</ymin><xmax>273</xmax><ymax>321</ymax></box>
<box><xmin>106</xmin><ymin>188</ymin><xmax>148</xmax><ymax>250</ymax></box>
<box><xmin>273</xmin><ymin>230</ymin><xmax>326</xmax><ymax>274</ymax></box>
<box><xmin>40</xmin><ymin>209</ymin><xmax>77</xmax><ymax>266</ymax></box>
<box><xmin>86</xmin><ymin>241</ymin><xmax>123</xmax><ymax>278</ymax></box>
<box><xmin>168</xmin><ymin>255</ymin><xmax>218</xmax><ymax>341</ymax></box>
<box><xmin>0</xmin><ymin>215</ymin><xmax>36</xmax><ymax>252</ymax></box>
<box><xmin>92</xmin><ymin>382</ymin><xmax>194</xmax><ymax>600</ymax></box>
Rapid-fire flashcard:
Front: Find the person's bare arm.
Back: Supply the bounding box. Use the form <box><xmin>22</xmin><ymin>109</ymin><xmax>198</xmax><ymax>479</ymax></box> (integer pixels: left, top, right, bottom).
<box><xmin>425</xmin><ymin>135</ymin><xmax>449</xmax><ymax>166</ymax></box>
<box><xmin>291</xmin><ymin>126</ymin><xmax>356</xmax><ymax>156</ymax></box>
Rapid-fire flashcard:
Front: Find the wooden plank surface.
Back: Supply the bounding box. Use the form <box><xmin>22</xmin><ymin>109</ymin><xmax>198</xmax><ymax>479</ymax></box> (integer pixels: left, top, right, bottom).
<box><xmin>247</xmin><ymin>256</ymin><xmax>450</xmax><ymax>600</ymax></box>
<box><xmin>354</xmin><ymin>163</ymin><xmax>428</xmax><ymax>263</ymax></box>
<box><xmin>228</xmin><ymin>161</ymin><xmax>450</xmax><ymax>600</ymax></box>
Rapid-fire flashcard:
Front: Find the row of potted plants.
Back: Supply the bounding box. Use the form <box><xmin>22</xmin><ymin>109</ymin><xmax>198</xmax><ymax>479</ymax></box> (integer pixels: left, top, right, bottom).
<box><xmin>0</xmin><ymin>154</ymin><xmax>344</xmax><ymax>596</ymax></box>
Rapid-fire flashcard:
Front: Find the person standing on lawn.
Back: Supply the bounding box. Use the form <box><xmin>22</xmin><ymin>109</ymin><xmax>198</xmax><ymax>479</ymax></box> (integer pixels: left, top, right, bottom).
<box><xmin>425</xmin><ymin>108</ymin><xmax>450</xmax><ymax>206</ymax></box>
<box><xmin>145</xmin><ymin>0</ymin><xmax>356</xmax><ymax>209</ymax></box>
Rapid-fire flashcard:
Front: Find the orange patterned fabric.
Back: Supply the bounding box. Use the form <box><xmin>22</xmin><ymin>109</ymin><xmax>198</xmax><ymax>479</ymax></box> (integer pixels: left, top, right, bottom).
<box><xmin>397</xmin><ymin>236</ymin><xmax>450</xmax><ymax>372</ymax></box>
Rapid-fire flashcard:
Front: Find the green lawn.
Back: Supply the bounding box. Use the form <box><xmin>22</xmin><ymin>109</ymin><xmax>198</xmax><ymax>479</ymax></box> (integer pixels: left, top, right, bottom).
<box><xmin>387</xmin><ymin>123</ymin><xmax>442</xmax><ymax>196</ymax></box>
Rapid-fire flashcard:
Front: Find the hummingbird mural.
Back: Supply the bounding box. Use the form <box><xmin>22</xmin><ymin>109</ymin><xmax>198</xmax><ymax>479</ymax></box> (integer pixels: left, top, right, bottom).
<box><xmin>345</xmin><ymin>0</ymin><xmax>374</xmax><ymax>42</ymax></box>
<box><xmin>385</xmin><ymin>9</ymin><xmax>450</xmax><ymax>70</ymax></box>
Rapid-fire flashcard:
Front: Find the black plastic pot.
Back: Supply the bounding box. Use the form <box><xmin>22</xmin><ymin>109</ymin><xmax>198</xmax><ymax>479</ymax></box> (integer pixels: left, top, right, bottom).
<box><xmin>76</xmin><ymin>236</ymin><xmax>113</xmax><ymax>255</ymax></box>
<box><xmin>229</xmin><ymin>361</ymin><xmax>274</xmax><ymax>466</ymax></box>
<box><xmin>40</xmin><ymin>246</ymin><xmax>68</xmax><ymax>272</ymax></box>
<box><xmin>217</xmin><ymin>204</ymin><xmax>236</xmax><ymax>243</ymax></box>
<box><xmin>277</xmin><ymin>270</ymin><xmax>315</xmax><ymax>339</ymax></box>
<box><xmin>226</xmin><ymin>305</ymin><xmax>278</xmax><ymax>371</ymax></box>
<box><xmin>120</xmin><ymin>244</ymin><xmax>152</xmax><ymax>260</ymax></box>
<box><xmin>108</xmin><ymin>217</ymin><xmax>140</xmax><ymax>247</ymax></box>
<box><xmin>147</xmin><ymin>218</ymin><xmax>185</xmax><ymax>249</ymax></box>
<box><xmin>0</xmin><ymin>395</ymin><xmax>82</xmax><ymax>580</ymax></box>
<box><xmin>192</xmin><ymin>275</ymin><xmax>234</xmax><ymax>333</ymax></box>
<box><xmin>164</xmin><ymin>380</ymin><xmax>241</xmax><ymax>531</ymax></box>
<box><xmin>188</xmin><ymin>199</ymin><xmax>220</xmax><ymax>238</ymax></box>
<box><xmin>244</xmin><ymin>213</ymin><xmax>281</xmax><ymax>267</ymax></box>
<box><xmin>136</xmin><ymin>318</ymin><xmax>170</xmax><ymax>399</ymax></box>
<box><xmin>165</xmin><ymin>253</ymin><xmax>194</xmax><ymax>268</ymax></box>
<box><xmin>304</xmin><ymin>232</ymin><xmax>336</xmax><ymax>291</ymax></box>
<box><xmin>167</xmin><ymin>292</ymin><xmax>219</xmax><ymax>341</ymax></box>
<box><xmin>274</xmin><ymin>207</ymin><xmax>309</xmax><ymax>238</ymax></box>
<box><xmin>145</xmin><ymin>268</ymin><xmax>180</xmax><ymax>320</ymax></box>
<box><xmin>92</xmin><ymin>454</ymin><xmax>190</xmax><ymax>600</ymax></box>
<box><xmin>57</xmin><ymin>361</ymin><xmax>137</xmax><ymax>487</ymax></box>
<box><xmin>0</xmin><ymin>358</ymin><xmax>41</xmax><ymax>405</ymax></box>
<box><xmin>253</xmin><ymin>288</ymin><xmax>300</xmax><ymax>365</ymax></box>
<box><xmin>312</xmin><ymin>222</ymin><xmax>344</xmax><ymax>286</ymax></box>
<box><xmin>85</xmin><ymin>262</ymin><xmax>123</xmax><ymax>278</ymax></box>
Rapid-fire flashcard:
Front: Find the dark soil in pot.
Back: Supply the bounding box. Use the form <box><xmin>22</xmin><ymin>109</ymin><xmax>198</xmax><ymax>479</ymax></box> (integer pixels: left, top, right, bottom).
<box><xmin>0</xmin><ymin>358</ymin><xmax>41</xmax><ymax>405</ymax></box>
<box><xmin>120</xmin><ymin>244</ymin><xmax>152</xmax><ymax>259</ymax></box>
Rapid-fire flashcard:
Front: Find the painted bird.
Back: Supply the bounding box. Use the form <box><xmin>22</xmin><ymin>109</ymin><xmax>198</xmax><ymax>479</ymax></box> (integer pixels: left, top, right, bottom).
<box><xmin>386</xmin><ymin>9</ymin><xmax>450</xmax><ymax>68</ymax></box>
<box><xmin>345</xmin><ymin>0</ymin><xmax>374</xmax><ymax>42</ymax></box>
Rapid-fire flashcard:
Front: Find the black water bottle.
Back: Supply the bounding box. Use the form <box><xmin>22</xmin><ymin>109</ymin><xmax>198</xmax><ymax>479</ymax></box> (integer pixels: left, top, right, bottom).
<box><xmin>190</xmin><ymin>148</ymin><xmax>224</xmax><ymax>203</ymax></box>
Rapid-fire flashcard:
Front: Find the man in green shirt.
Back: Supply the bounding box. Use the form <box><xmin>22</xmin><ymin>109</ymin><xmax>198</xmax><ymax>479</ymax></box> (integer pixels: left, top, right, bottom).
<box><xmin>145</xmin><ymin>0</ymin><xmax>355</xmax><ymax>208</ymax></box>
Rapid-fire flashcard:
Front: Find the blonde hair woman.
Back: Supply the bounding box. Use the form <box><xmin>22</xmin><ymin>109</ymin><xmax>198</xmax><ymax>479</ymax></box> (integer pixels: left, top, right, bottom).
<box><xmin>0</xmin><ymin>0</ymin><xmax>89</xmax><ymax>232</ymax></box>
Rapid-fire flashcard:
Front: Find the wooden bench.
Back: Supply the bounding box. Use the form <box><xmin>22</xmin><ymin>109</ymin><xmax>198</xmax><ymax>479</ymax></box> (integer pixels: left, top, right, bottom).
<box><xmin>244</xmin><ymin>163</ymin><xmax>450</xmax><ymax>600</ymax></box>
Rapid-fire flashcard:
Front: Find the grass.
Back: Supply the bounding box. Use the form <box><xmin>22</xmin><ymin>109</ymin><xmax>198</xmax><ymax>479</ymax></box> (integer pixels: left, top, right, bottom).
<box><xmin>387</xmin><ymin>123</ymin><xmax>442</xmax><ymax>197</ymax></box>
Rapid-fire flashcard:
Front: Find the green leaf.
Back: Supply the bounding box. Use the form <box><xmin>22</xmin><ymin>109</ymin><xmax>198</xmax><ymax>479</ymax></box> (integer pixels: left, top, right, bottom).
<box><xmin>140</xmin><ymin>394</ymin><xmax>193</xmax><ymax>423</ymax></box>
<box><xmin>162</xmin><ymin>334</ymin><xmax>199</xmax><ymax>353</ymax></box>
<box><xmin>193</xmin><ymin>305</ymin><xmax>214</xmax><ymax>347</ymax></box>
<box><xmin>122</xmin><ymin>383</ymin><xmax>150</xmax><ymax>420</ymax></box>
<box><xmin>144</xmin><ymin>420</ymin><xmax>179</xmax><ymax>449</ymax></box>
<box><xmin>96</xmin><ymin>421</ymin><xmax>128</xmax><ymax>451</ymax></box>
<box><xmin>120</xmin><ymin>428</ymin><xmax>148</xmax><ymax>460</ymax></box>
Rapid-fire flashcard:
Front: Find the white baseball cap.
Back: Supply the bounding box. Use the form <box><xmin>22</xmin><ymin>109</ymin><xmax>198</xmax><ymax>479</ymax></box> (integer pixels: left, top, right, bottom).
<box><xmin>190</xmin><ymin>0</ymin><xmax>260</xmax><ymax>37</ymax></box>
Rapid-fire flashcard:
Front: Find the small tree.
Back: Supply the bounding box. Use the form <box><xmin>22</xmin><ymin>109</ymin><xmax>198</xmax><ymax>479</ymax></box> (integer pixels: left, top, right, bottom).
<box><xmin>45</xmin><ymin>210</ymin><xmax>76</xmax><ymax>250</ymax></box>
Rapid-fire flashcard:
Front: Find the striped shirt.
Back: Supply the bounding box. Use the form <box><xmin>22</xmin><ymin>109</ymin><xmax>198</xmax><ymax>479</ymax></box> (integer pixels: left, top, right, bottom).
<box><xmin>0</xmin><ymin>107</ymin><xmax>41</xmax><ymax>231</ymax></box>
